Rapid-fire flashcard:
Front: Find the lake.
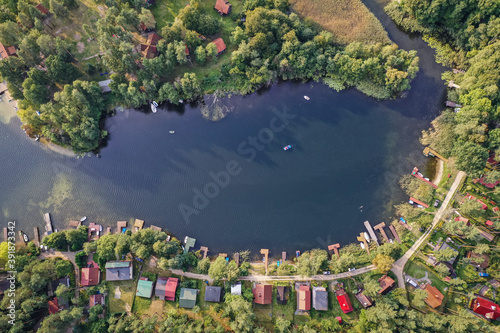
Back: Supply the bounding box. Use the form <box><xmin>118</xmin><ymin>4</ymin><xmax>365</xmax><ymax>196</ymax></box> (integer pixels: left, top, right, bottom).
<box><xmin>0</xmin><ymin>0</ymin><xmax>446</xmax><ymax>254</ymax></box>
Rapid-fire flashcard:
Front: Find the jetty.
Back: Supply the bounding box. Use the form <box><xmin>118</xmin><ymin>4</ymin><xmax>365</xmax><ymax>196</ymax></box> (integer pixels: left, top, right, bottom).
<box><xmin>44</xmin><ymin>213</ymin><xmax>53</xmax><ymax>234</ymax></box>
<box><xmin>134</xmin><ymin>219</ymin><xmax>144</xmax><ymax>232</ymax></box>
<box><xmin>409</xmin><ymin>196</ymin><xmax>430</xmax><ymax>208</ymax></box>
<box><xmin>3</xmin><ymin>228</ymin><xmax>7</xmax><ymax>242</ymax></box>
<box><xmin>423</xmin><ymin>147</ymin><xmax>448</xmax><ymax>163</ymax></box>
<box><xmin>260</xmin><ymin>249</ymin><xmax>269</xmax><ymax>274</ymax></box>
<box><xmin>219</xmin><ymin>253</ymin><xmax>227</xmax><ymax>258</ymax></box>
<box><xmin>445</xmin><ymin>101</ymin><xmax>461</xmax><ymax>108</ymax></box>
<box><xmin>389</xmin><ymin>225</ymin><xmax>401</xmax><ymax>243</ymax></box>
<box><xmin>234</xmin><ymin>252</ymin><xmax>239</xmax><ymax>266</ymax></box>
<box><xmin>69</xmin><ymin>220</ymin><xmax>81</xmax><ymax>228</ymax></box>
<box><xmin>200</xmin><ymin>246</ymin><xmax>209</xmax><ymax>259</ymax></box>
<box><xmin>411</xmin><ymin>167</ymin><xmax>438</xmax><ymax>189</ymax></box>
<box><xmin>282</xmin><ymin>251</ymin><xmax>287</xmax><ymax>262</ymax></box>
<box><xmin>357</xmin><ymin>233</ymin><xmax>370</xmax><ymax>254</ymax></box>
<box><xmin>327</xmin><ymin>243</ymin><xmax>341</xmax><ymax>258</ymax></box>
<box><xmin>33</xmin><ymin>227</ymin><xmax>40</xmax><ymax>246</ymax></box>
<box><xmin>364</xmin><ymin>221</ymin><xmax>379</xmax><ymax>246</ymax></box>
<box><xmin>150</xmin><ymin>225</ymin><xmax>162</xmax><ymax>231</ymax></box>
<box><xmin>374</xmin><ymin>222</ymin><xmax>390</xmax><ymax>243</ymax></box>
<box><xmin>117</xmin><ymin>221</ymin><xmax>127</xmax><ymax>233</ymax></box>
<box><xmin>448</xmin><ymin>80</ymin><xmax>460</xmax><ymax>89</ymax></box>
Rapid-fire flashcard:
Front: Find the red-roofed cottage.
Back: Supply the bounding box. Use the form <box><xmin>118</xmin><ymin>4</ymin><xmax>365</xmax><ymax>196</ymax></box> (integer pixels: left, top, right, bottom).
<box><xmin>335</xmin><ymin>288</ymin><xmax>353</xmax><ymax>313</ymax></box>
<box><xmin>48</xmin><ymin>297</ymin><xmax>60</xmax><ymax>314</ymax></box>
<box><xmin>0</xmin><ymin>43</ymin><xmax>16</xmax><ymax>59</ymax></box>
<box><xmin>470</xmin><ymin>297</ymin><xmax>500</xmax><ymax>320</ymax></box>
<box><xmin>89</xmin><ymin>294</ymin><xmax>104</xmax><ymax>307</ymax></box>
<box><xmin>297</xmin><ymin>285</ymin><xmax>311</xmax><ymax>311</ymax></box>
<box><xmin>214</xmin><ymin>0</ymin><xmax>231</xmax><ymax>15</ymax></box>
<box><xmin>81</xmin><ymin>267</ymin><xmax>100</xmax><ymax>286</ymax></box>
<box><xmin>36</xmin><ymin>4</ymin><xmax>49</xmax><ymax>15</ymax></box>
<box><xmin>211</xmin><ymin>38</ymin><xmax>226</xmax><ymax>55</ymax></box>
<box><xmin>253</xmin><ymin>284</ymin><xmax>272</xmax><ymax>304</ymax></box>
<box><xmin>165</xmin><ymin>277</ymin><xmax>178</xmax><ymax>301</ymax></box>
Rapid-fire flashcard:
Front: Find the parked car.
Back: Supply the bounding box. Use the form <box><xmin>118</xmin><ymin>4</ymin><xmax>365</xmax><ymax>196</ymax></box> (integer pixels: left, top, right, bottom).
<box><xmin>323</xmin><ymin>271</ymin><xmax>331</xmax><ymax>275</ymax></box>
<box><xmin>479</xmin><ymin>272</ymin><xmax>489</xmax><ymax>277</ymax></box>
<box><xmin>434</xmin><ymin>199</ymin><xmax>440</xmax><ymax>207</ymax></box>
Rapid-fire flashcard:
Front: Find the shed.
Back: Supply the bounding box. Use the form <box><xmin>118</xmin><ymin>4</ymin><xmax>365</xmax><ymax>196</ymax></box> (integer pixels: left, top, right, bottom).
<box><xmin>211</xmin><ymin>38</ymin><xmax>226</xmax><ymax>54</ymax></box>
<box><xmin>355</xmin><ymin>291</ymin><xmax>373</xmax><ymax>308</ymax></box>
<box><xmin>89</xmin><ymin>294</ymin><xmax>104</xmax><ymax>307</ymax></box>
<box><xmin>378</xmin><ymin>275</ymin><xmax>395</xmax><ymax>294</ymax></box>
<box><xmin>137</xmin><ymin>279</ymin><xmax>154</xmax><ymax>298</ymax></box>
<box><xmin>205</xmin><ymin>286</ymin><xmax>222</xmax><ymax>303</ymax></box>
<box><xmin>335</xmin><ymin>288</ymin><xmax>353</xmax><ymax>313</ymax></box>
<box><xmin>231</xmin><ymin>283</ymin><xmax>242</xmax><ymax>296</ymax></box>
<box><xmin>155</xmin><ymin>277</ymin><xmax>167</xmax><ymax>300</ymax></box>
<box><xmin>253</xmin><ymin>284</ymin><xmax>272</xmax><ymax>304</ymax></box>
<box><xmin>179</xmin><ymin>288</ymin><xmax>197</xmax><ymax>308</ymax></box>
<box><xmin>312</xmin><ymin>286</ymin><xmax>328</xmax><ymax>311</ymax></box>
<box><xmin>276</xmin><ymin>286</ymin><xmax>287</xmax><ymax>305</ymax></box>
<box><xmin>165</xmin><ymin>277</ymin><xmax>178</xmax><ymax>301</ymax></box>
<box><xmin>0</xmin><ymin>43</ymin><xmax>16</xmax><ymax>59</ymax></box>
<box><xmin>98</xmin><ymin>79</ymin><xmax>112</xmax><ymax>93</ymax></box>
<box><xmin>81</xmin><ymin>267</ymin><xmax>100</xmax><ymax>286</ymax></box>
<box><xmin>48</xmin><ymin>297</ymin><xmax>60</xmax><ymax>314</ymax></box>
<box><xmin>105</xmin><ymin>261</ymin><xmax>133</xmax><ymax>281</ymax></box>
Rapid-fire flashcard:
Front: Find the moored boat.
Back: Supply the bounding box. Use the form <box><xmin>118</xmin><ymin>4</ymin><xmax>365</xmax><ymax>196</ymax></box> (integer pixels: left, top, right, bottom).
<box><xmin>283</xmin><ymin>145</ymin><xmax>292</xmax><ymax>151</ymax></box>
<box><xmin>151</xmin><ymin>102</ymin><xmax>157</xmax><ymax>113</ymax></box>
<box><xmin>304</xmin><ymin>96</ymin><xmax>310</xmax><ymax>100</ymax></box>
<box><xmin>80</xmin><ymin>216</ymin><xmax>87</xmax><ymax>222</ymax></box>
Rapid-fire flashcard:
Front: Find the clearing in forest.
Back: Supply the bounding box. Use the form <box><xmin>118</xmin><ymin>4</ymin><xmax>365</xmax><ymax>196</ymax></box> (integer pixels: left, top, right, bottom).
<box><xmin>289</xmin><ymin>0</ymin><xmax>391</xmax><ymax>45</ymax></box>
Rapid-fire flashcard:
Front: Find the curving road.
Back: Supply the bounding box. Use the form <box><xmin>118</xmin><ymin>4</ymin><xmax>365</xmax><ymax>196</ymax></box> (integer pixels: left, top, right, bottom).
<box><xmin>391</xmin><ymin>171</ymin><xmax>466</xmax><ymax>287</ymax></box>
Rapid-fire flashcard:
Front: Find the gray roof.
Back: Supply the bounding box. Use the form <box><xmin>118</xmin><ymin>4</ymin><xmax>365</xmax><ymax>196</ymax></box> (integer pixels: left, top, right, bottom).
<box><xmin>439</xmin><ymin>242</ymin><xmax>458</xmax><ymax>265</ymax></box>
<box><xmin>204</xmin><ymin>286</ymin><xmax>222</xmax><ymax>303</ymax></box>
<box><xmin>98</xmin><ymin>79</ymin><xmax>112</xmax><ymax>93</ymax></box>
<box><xmin>312</xmin><ymin>287</ymin><xmax>328</xmax><ymax>311</ymax></box>
<box><xmin>106</xmin><ymin>262</ymin><xmax>133</xmax><ymax>281</ymax></box>
<box><xmin>156</xmin><ymin>277</ymin><xmax>167</xmax><ymax>299</ymax></box>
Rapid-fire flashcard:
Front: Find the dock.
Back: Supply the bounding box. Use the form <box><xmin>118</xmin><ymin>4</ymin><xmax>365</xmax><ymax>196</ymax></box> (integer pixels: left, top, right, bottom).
<box><xmin>234</xmin><ymin>252</ymin><xmax>239</xmax><ymax>266</ymax></box>
<box><xmin>105</xmin><ymin>227</ymin><xmax>112</xmax><ymax>234</ymax></box>
<box><xmin>260</xmin><ymin>249</ymin><xmax>269</xmax><ymax>275</ymax></box>
<box><xmin>200</xmin><ymin>246</ymin><xmax>209</xmax><ymax>259</ymax></box>
<box><xmin>356</xmin><ymin>233</ymin><xmax>370</xmax><ymax>254</ymax></box>
<box><xmin>44</xmin><ymin>213</ymin><xmax>53</xmax><ymax>234</ymax></box>
<box><xmin>219</xmin><ymin>253</ymin><xmax>227</xmax><ymax>258</ymax></box>
<box><xmin>423</xmin><ymin>147</ymin><xmax>448</xmax><ymax>163</ymax></box>
<box><xmin>282</xmin><ymin>251</ymin><xmax>286</xmax><ymax>262</ymax></box>
<box><xmin>388</xmin><ymin>225</ymin><xmax>401</xmax><ymax>243</ymax></box>
<box><xmin>327</xmin><ymin>243</ymin><xmax>340</xmax><ymax>258</ymax></box>
<box><xmin>150</xmin><ymin>225</ymin><xmax>162</xmax><ymax>231</ymax></box>
<box><xmin>3</xmin><ymin>228</ymin><xmax>7</xmax><ymax>242</ymax></box>
<box><xmin>409</xmin><ymin>196</ymin><xmax>430</xmax><ymax>208</ymax></box>
<box><xmin>117</xmin><ymin>221</ymin><xmax>127</xmax><ymax>233</ymax></box>
<box><xmin>33</xmin><ymin>227</ymin><xmax>40</xmax><ymax>246</ymax></box>
<box><xmin>374</xmin><ymin>222</ymin><xmax>390</xmax><ymax>243</ymax></box>
<box><xmin>364</xmin><ymin>221</ymin><xmax>379</xmax><ymax>246</ymax></box>
<box><xmin>184</xmin><ymin>236</ymin><xmax>196</xmax><ymax>254</ymax></box>
<box><xmin>411</xmin><ymin>167</ymin><xmax>438</xmax><ymax>189</ymax></box>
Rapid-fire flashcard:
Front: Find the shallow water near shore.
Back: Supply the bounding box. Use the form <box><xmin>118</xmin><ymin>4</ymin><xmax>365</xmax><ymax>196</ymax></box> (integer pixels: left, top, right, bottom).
<box><xmin>0</xmin><ymin>0</ymin><xmax>447</xmax><ymax>253</ymax></box>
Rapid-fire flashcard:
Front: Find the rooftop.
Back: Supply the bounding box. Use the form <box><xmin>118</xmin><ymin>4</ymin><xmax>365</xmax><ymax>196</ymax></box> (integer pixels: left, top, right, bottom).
<box><xmin>355</xmin><ymin>291</ymin><xmax>373</xmax><ymax>308</ymax></box>
<box><xmin>205</xmin><ymin>286</ymin><xmax>222</xmax><ymax>303</ymax></box>
<box><xmin>81</xmin><ymin>267</ymin><xmax>100</xmax><ymax>286</ymax></box>
<box><xmin>215</xmin><ymin>0</ymin><xmax>231</xmax><ymax>15</ymax></box>
<box><xmin>378</xmin><ymin>275</ymin><xmax>395</xmax><ymax>294</ymax></box>
<box><xmin>335</xmin><ymin>288</ymin><xmax>353</xmax><ymax>313</ymax></box>
<box><xmin>211</xmin><ymin>38</ymin><xmax>226</xmax><ymax>54</ymax></box>
<box><xmin>312</xmin><ymin>286</ymin><xmax>328</xmax><ymax>311</ymax></box>
<box><xmin>422</xmin><ymin>283</ymin><xmax>444</xmax><ymax>308</ymax></box>
<box><xmin>297</xmin><ymin>284</ymin><xmax>311</xmax><ymax>311</ymax></box>
<box><xmin>253</xmin><ymin>284</ymin><xmax>272</xmax><ymax>304</ymax></box>
<box><xmin>179</xmin><ymin>288</ymin><xmax>197</xmax><ymax>308</ymax></box>
<box><xmin>137</xmin><ymin>279</ymin><xmax>154</xmax><ymax>298</ymax></box>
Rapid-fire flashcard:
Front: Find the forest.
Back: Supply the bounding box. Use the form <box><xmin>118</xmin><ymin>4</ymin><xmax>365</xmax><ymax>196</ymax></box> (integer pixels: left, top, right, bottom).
<box><xmin>386</xmin><ymin>0</ymin><xmax>500</xmax><ymax>177</ymax></box>
<box><xmin>0</xmin><ymin>0</ymin><xmax>418</xmax><ymax>153</ymax></box>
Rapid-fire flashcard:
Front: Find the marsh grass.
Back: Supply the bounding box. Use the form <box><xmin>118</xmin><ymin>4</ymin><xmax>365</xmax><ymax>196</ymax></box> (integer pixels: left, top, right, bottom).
<box><xmin>289</xmin><ymin>0</ymin><xmax>390</xmax><ymax>45</ymax></box>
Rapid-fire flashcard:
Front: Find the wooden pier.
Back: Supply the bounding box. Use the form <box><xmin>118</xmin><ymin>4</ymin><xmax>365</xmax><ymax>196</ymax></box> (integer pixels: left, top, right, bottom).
<box><xmin>234</xmin><ymin>252</ymin><xmax>239</xmax><ymax>266</ymax></box>
<box><xmin>423</xmin><ymin>147</ymin><xmax>448</xmax><ymax>162</ymax></box>
<box><xmin>374</xmin><ymin>222</ymin><xmax>390</xmax><ymax>243</ymax></box>
<box><xmin>282</xmin><ymin>251</ymin><xmax>286</xmax><ymax>262</ymax></box>
<box><xmin>412</xmin><ymin>167</ymin><xmax>438</xmax><ymax>189</ymax></box>
<box><xmin>200</xmin><ymin>246</ymin><xmax>209</xmax><ymax>259</ymax></box>
<box><xmin>357</xmin><ymin>233</ymin><xmax>370</xmax><ymax>254</ymax></box>
<box><xmin>409</xmin><ymin>196</ymin><xmax>430</xmax><ymax>208</ymax></box>
<box><xmin>3</xmin><ymin>228</ymin><xmax>7</xmax><ymax>242</ymax></box>
<box><xmin>44</xmin><ymin>213</ymin><xmax>53</xmax><ymax>234</ymax></box>
<box><xmin>327</xmin><ymin>243</ymin><xmax>340</xmax><ymax>258</ymax></box>
<box><xmin>117</xmin><ymin>221</ymin><xmax>127</xmax><ymax>233</ymax></box>
<box><xmin>33</xmin><ymin>227</ymin><xmax>40</xmax><ymax>246</ymax></box>
<box><xmin>364</xmin><ymin>221</ymin><xmax>379</xmax><ymax>246</ymax></box>
<box><xmin>388</xmin><ymin>225</ymin><xmax>401</xmax><ymax>243</ymax></box>
<box><xmin>150</xmin><ymin>225</ymin><xmax>162</xmax><ymax>231</ymax></box>
<box><xmin>219</xmin><ymin>253</ymin><xmax>227</xmax><ymax>258</ymax></box>
<box><xmin>260</xmin><ymin>249</ymin><xmax>269</xmax><ymax>275</ymax></box>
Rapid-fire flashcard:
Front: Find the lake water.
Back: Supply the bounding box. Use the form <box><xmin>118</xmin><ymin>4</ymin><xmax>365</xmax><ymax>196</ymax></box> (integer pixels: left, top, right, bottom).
<box><xmin>0</xmin><ymin>0</ymin><xmax>446</xmax><ymax>254</ymax></box>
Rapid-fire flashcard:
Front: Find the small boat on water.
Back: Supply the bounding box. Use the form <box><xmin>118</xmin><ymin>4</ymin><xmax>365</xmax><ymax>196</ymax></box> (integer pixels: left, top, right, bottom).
<box><xmin>283</xmin><ymin>145</ymin><xmax>292</xmax><ymax>151</ymax></box>
<box><xmin>169</xmin><ymin>130</ymin><xmax>175</xmax><ymax>134</ymax></box>
<box><xmin>80</xmin><ymin>216</ymin><xmax>87</xmax><ymax>222</ymax></box>
<box><xmin>19</xmin><ymin>231</ymin><xmax>28</xmax><ymax>243</ymax></box>
<box><xmin>151</xmin><ymin>101</ymin><xmax>158</xmax><ymax>113</ymax></box>
<box><xmin>304</xmin><ymin>96</ymin><xmax>310</xmax><ymax>100</ymax></box>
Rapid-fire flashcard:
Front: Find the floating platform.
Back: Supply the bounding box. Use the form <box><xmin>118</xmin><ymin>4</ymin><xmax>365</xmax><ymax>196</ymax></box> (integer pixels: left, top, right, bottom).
<box><xmin>364</xmin><ymin>221</ymin><xmax>379</xmax><ymax>246</ymax></box>
<box><xmin>44</xmin><ymin>213</ymin><xmax>53</xmax><ymax>233</ymax></box>
<box><xmin>411</xmin><ymin>167</ymin><xmax>438</xmax><ymax>189</ymax></box>
<box><xmin>409</xmin><ymin>196</ymin><xmax>430</xmax><ymax>208</ymax></box>
<box><xmin>3</xmin><ymin>228</ymin><xmax>7</xmax><ymax>242</ymax></box>
<box><xmin>423</xmin><ymin>147</ymin><xmax>448</xmax><ymax>162</ymax></box>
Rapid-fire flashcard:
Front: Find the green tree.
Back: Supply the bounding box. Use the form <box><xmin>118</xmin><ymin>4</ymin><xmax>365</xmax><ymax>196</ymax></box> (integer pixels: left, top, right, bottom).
<box><xmin>75</xmin><ymin>251</ymin><xmax>87</xmax><ymax>269</ymax></box>
<box><xmin>296</xmin><ymin>249</ymin><xmax>328</xmax><ymax>276</ymax></box>
<box><xmin>139</xmin><ymin>8</ymin><xmax>155</xmax><ymax>29</ymax></box>
<box><xmin>411</xmin><ymin>288</ymin><xmax>428</xmax><ymax>308</ymax></box>
<box><xmin>197</xmin><ymin>257</ymin><xmax>210</xmax><ymax>274</ymax></box>
<box><xmin>42</xmin><ymin>232</ymin><xmax>68</xmax><ymax>251</ymax></box>
<box><xmin>372</xmin><ymin>254</ymin><xmax>394</xmax><ymax>274</ymax></box>
<box><xmin>206</xmin><ymin>42</ymin><xmax>218</xmax><ymax>60</ymax></box>
<box><xmin>460</xmin><ymin>198</ymin><xmax>485</xmax><ymax>217</ymax></box>
<box><xmin>208</xmin><ymin>256</ymin><xmax>228</xmax><ymax>282</ymax></box>
<box><xmin>0</xmin><ymin>242</ymin><xmax>7</xmax><ymax>268</ymax></box>
<box><xmin>453</xmin><ymin>141</ymin><xmax>488</xmax><ymax>177</ymax></box>
<box><xmin>224</xmin><ymin>295</ymin><xmax>255</xmax><ymax>333</ymax></box>
<box><xmin>434</xmin><ymin>248</ymin><xmax>457</xmax><ymax>262</ymax></box>
<box><xmin>49</xmin><ymin>0</ymin><xmax>69</xmax><ymax>19</ymax></box>
<box><xmin>275</xmin><ymin>317</ymin><xmax>291</xmax><ymax>333</ymax></box>
<box><xmin>46</xmin><ymin>54</ymin><xmax>78</xmax><ymax>84</ymax></box>
<box><xmin>0</xmin><ymin>21</ymin><xmax>21</xmax><ymax>46</ymax></box>
<box><xmin>195</xmin><ymin>45</ymin><xmax>206</xmax><ymax>65</ymax></box>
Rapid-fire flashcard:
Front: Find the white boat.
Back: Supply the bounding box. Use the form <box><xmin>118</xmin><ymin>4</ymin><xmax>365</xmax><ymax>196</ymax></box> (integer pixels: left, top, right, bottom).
<box><xmin>364</xmin><ymin>232</ymin><xmax>370</xmax><ymax>242</ymax></box>
<box><xmin>360</xmin><ymin>242</ymin><xmax>365</xmax><ymax>249</ymax></box>
<box><xmin>169</xmin><ymin>130</ymin><xmax>175</xmax><ymax>134</ymax></box>
<box><xmin>23</xmin><ymin>233</ymin><xmax>29</xmax><ymax>243</ymax></box>
<box><xmin>150</xmin><ymin>102</ymin><xmax>157</xmax><ymax>113</ymax></box>
<box><xmin>80</xmin><ymin>216</ymin><xmax>87</xmax><ymax>222</ymax></box>
<box><xmin>304</xmin><ymin>96</ymin><xmax>310</xmax><ymax>100</ymax></box>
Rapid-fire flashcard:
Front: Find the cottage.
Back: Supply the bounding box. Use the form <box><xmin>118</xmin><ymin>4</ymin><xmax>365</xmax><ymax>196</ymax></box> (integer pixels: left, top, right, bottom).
<box><xmin>156</xmin><ymin>277</ymin><xmax>167</xmax><ymax>300</ymax></box>
<box><xmin>134</xmin><ymin>219</ymin><xmax>145</xmax><ymax>232</ymax></box>
<box><xmin>165</xmin><ymin>277</ymin><xmax>179</xmax><ymax>301</ymax></box>
<box><xmin>467</xmin><ymin>251</ymin><xmax>489</xmax><ymax>269</ymax></box>
<box><xmin>470</xmin><ymin>296</ymin><xmax>500</xmax><ymax>320</ymax></box>
<box><xmin>211</xmin><ymin>38</ymin><xmax>226</xmax><ymax>55</ymax></box>
<box><xmin>89</xmin><ymin>294</ymin><xmax>104</xmax><ymax>307</ymax></box>
<box><xmin>312</xmin><ymin>286</ymin><xmax>328</xmax><ymax>311</ymax></box>
<box><xmin>137</xmin><ymin>278</ymin><xmax>154</xmax><ymax>298</ymax></box>
<box><xmin>205</xmin><ymin>286</ymin><xmax>222</xmax><ymax>303</ymax></box>
<box><xmin>184</xmin><ymin>236</ymin><xmax>196</xmax><ymax>253</ymax></box>
<box><xmin>276</xmin><ymin>286</ymin><xmax>287</xmax><ymax>305</ymax></box>
<box><xmin>253</xmin><ymin>284</ymin><xmax>272</xmax><ymax>305</ymax></box>
<box><xmin>355</xmin><ymin>291</ymin><xmax>373</xmax><ymax>308</ymax></box>
<box><xmin>147</xmin><ymin>33</ymin><xmax>161</xmax><ymax>45</ymax></box>
<box><xmin>179</xmin><ymin>288</ymin><xmax>197</xmax><ymax>308</ymax></box>
<box><xmin>81</xmin><ymin>267</ymin><xmax>100</xmax><ymax>286</ymax></box>
<box><xmin>105</xmin><ymin>261</ymin><xmax>133</xmax><ymax>281</ymax></box>
<box><xmin>438</xmin><ymin>242</ymin><xmax>459</xmax><ymax>266</ymax></box>
<box><xmin>378</xmin><ymin>275</ymin><xmax>395</xmax><ymax>294</ymax></box>
<box><xmin>421</xmin><ymin>283</ymin><xmax>444</xmax><ymax>308</ymax></box>
<box><xmin>335</xmin><ymin>288</ymin><xmax>353</xmax><ymax>313</ymax></box>
<box><xmin>214</xmin><ymin>0</ymin><xmax>231</xmax><ymax>15</ymax></box>
<box><xmin>98</xmin><ymin>79</ymin><xmax>112</xmax><ymax>93</ymax></box>
<box><xmin>231</xmin><ymin>282</ymin><xmax>242</xmax><ymax>296</ymax></box>
<box><xmin>297</xmin><ymin>284</ymin><xmax>311</xmax><ymax>311</ymax></box>
<box><xmin>36</xmin><ymin>4</ymin><xmax>49</xmax><ymax>15</ymax></box>
<box><xmin>48</xmin><ymin>297</ymin><xmax>60</xmax><ymax>314</ymax></box>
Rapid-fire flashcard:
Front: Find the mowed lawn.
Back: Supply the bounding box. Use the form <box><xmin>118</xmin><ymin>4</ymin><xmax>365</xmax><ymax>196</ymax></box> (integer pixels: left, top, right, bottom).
<box><xmin>289</xmin><ymin>0</ymin><xmax>390</xmax><ymax>45</ymax></box>
<box><xmin>108</xmin><ymin>280</ymin><xmax>136</xmax><ymax>314</ymax></box>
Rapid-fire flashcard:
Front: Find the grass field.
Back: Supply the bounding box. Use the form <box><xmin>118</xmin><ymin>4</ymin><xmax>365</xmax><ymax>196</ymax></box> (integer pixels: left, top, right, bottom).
<box><xmin>107</xmin><ymin>279</ymin><xmax>136</xmax><ymax>314</ymax></box>
<box><xmin>289</xmin><ymin>0</ymin><xmax>390</xmax><ymax>45</ymax></box>
<box><xmin>132</xmin><ymin>295</ymin><xmax>152</xmax><ymax>314</ymax></box>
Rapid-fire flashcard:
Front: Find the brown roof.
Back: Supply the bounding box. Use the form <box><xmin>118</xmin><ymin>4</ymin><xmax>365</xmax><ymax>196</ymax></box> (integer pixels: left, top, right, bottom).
<box><xmin>355</xmin><ymin>292</ymin><xmax>373</xmax><ymax>308</ymax></box>
<box><xmin>215</xmin><ymin>0</ymin><xmax>231</xmax><ymax>15</ymax></box>
<box><xmin>211</xmin><ymin>38</ymin><xmax>226</xmax><ymax>54</ymax></box>
<box><xmin>378</xmin><ymin>275</ymin><xmax>395</xmax><ymax>294</ymax></box>
<box><xmin>422</xmin><ymin>283</ymin><xmax>443</xmax><ymax>308</ymax></box>
<box><xmin>147</xmin><ymin>33</ymin><xmax>161</xmax><ymax>45</ymax></box>
<box><xmin>253</xmin><ymin>284</ymin><xmax>272</xmax><ymax>304</ymax></box>
<box><xmin>36</xmin><ymin>4</ymin><xmax>49</xmax><ymax>15</ymax></box>
<box><xmin>139</xmin><ymin>22</ymin><xmax>147</xmax><ymax>31</ymax></box>
<box><xmin>0</xmin><ymin>43</ymin><xmax>16</xmax><ymax>59</ymax></box>
<box><xmin>467</xmin><ymin>251</ymin><xmax>489</xmax><ymax>269</ymax></box>
<box><xmin>298</xmin><ymin>285</ymin><xmax>311</xmax><ymax>311</ymax></box>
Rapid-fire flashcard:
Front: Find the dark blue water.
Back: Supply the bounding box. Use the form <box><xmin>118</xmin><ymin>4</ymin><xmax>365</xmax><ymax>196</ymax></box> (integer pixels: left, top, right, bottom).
<box><xmin>0</xmin><ymin>0</ymin><xmax>446</xmax><ymax>254</ymax></box>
